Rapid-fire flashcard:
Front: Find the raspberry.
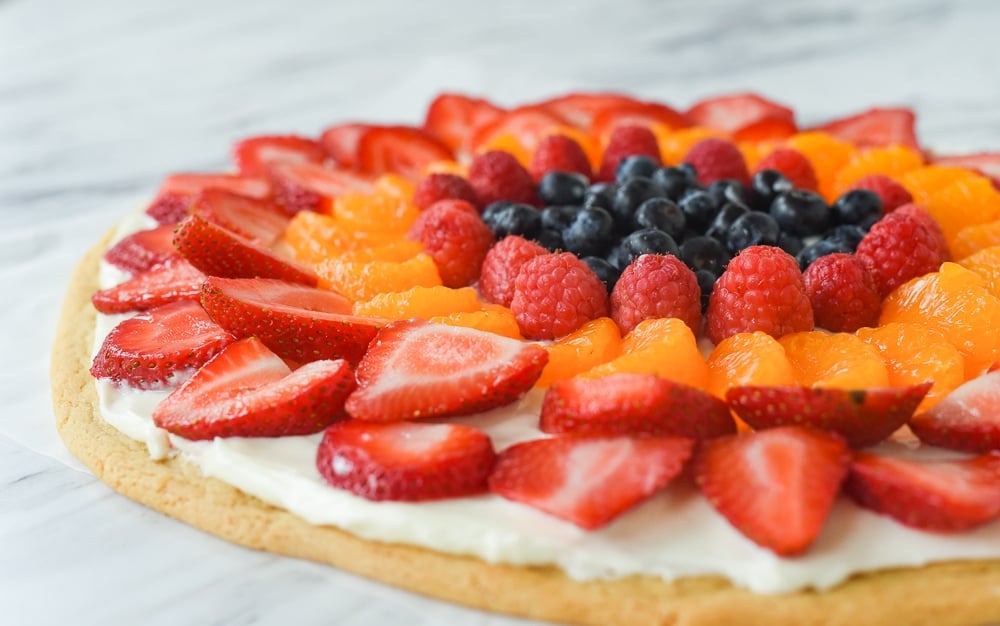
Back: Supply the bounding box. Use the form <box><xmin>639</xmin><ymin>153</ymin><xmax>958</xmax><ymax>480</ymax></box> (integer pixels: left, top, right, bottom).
<box><xmin>754</xmin><ymin>148</ymin><xmax>818</xmax><ymax>191</ymax></box>
<box><xmin>413</xmin><ymin>173</ymin><xmax>479</xmax><ymax>211</ymax></box>
<box><xmin>706</xmin><ymin>245</ymin><xmax>813</xmax><ymax>344</ymax></box>
<box><xmin>892</xmin><ymin>203</ymin><xmax>951</xmax><ymax>260</ymax></box>
<box><xmin>683</xmin><ymin>138</ymin><xmax>750</xmax><ymax>186</ymax></box>
<box><xmin>479</xmin><ymin>235</ymin><xmax>548</xmax><ymax>306</ymax></box>
<box><xmin>597</xmin><ymin>125</ymin><xmax>661</xmax><ymax>182</ymax></box>
<box><xmin>510</xmin><ymin>252</ymin><xmax>610</xmax><ymax>340</ymax></box>
<box><xmin>848</xmin><ymin>174</ymin><xmax>913</xmax><ymax>212</ymax></box>
<box><xmin>529</xmin><ymin>134</ymin><xmax>593</xmax><ymax>182</ymax></box>
<box><xmin>856</xmin><ymin>211</ymin><xmax>949</xmax><ymax>297</ymax></box>
<box><xmin>802</xmin><ymin>253</ymin><xmax>882</xmax><ymax>333</ymax></box>
<box><xmin>468</xmin><ymin>150</ymin><xmax>538</xmax><ymax>207</ymax></box>
<box><xmin>610</xmin><ymin>254</ymin><xmax>702</xmax><ymax>334</ymax></box>
<box><xmin>407</xmin><ymin>200</ymin><xmax>494</xmax><ymax>288</ymax></box>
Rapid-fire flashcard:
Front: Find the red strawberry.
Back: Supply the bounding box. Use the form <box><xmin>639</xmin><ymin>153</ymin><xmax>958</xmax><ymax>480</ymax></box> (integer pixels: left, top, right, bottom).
<box><xmin>478</xmin><ymin>235</ymin><xmax>549</xmax><ymax>307</ymax></box>
<box><xmin>189</xmin><ymin>189</ymin><xmax>290</xmax><ymax>246</ymax></box>
<box><xmin>731</xmin><ymin>116</ymin><xmax>799</xmax><ymax>143</ymax></box>
<box><xmin>693</xmin><ymin>426</ymin><xmax>851</xmax><ymax>556</ymax></box>
<box><xmin>489</xmin><ymin>435</ymin><xmax>694</xmax><ymax>530</ymax></box>
<box><xmin>685</xmin><ymin>93</ymin><xmax>795</xmax><ymax>134</ymax></box>
<box><xmin>848</xmin><ymin>174</ymin><xmax>913</xmax><ymax>212</ymax></box>
<box><xmin>318</xmin><ymin>122</ymin><xmax>371</xmax><ymax>169</ymax></box>
<box><xmin>815</xmin><ymin>107</ymin><xmax>919</xmax><ymax>150</ymax></box>
<box><xmin>510</xmin><ymin>252</ymin><xmax>609</xmax><ymax>340</ymax></box>
<box><xmin>753</xmin><ymin>147</ymin><xmax>818</xmax><ymax>192</ymax></box>
<box><xmin>268</xmin><ymin>162</ymin><xmax>373</xmax><ymax>214</ymax></box>
<box><xmin>610</xmin><ymin>253</ymin><xmax>702</xmax><ymax>334</ymax></box>
<box><xmin>589</xmin><ymin>101</ymin><xmax>689</xmax><ymax>140</ymax></box>
<box><xmin>845</xmin><ymin>451</ymin><xmax>1000</xmax><ymax>532</ymax></box>
<box><xmin>90</xmin><ymin>300</ymin><xmax>234</xmax><ymax>389</ymax></box>
<box><xmin>316</xmin><ymin>421</ymin><xmax>496</xmax><ymax>501</ymax></box>
<box><xmin>173</xmin><ymin>214</ymin><xmax>318</xmax><ymax>286</ymax></box>
<box><xmin>855</xmin><ymin>210</ymin><xmax>949</xmax><ymax>297</ymax></box>
<box><xmin>931</xmin><ymin>152</ymin><xmax>1000</xmax><ymax>188</ymax></box>
<box><xmin>92</xmin><ymin>259</ymin><xmax>206</xmax><ymax>314</ymax></box>
<box><xmin>102</xmin><ymin>224</ymin><xmax>181</xmax><ymax>274</ymax></box>
<box><xmin>597</xmin><ymin>124</ymin><xmax>661</xmax><ymax>182</ymax></box>
<box><xmin>356</xmin><ymin>126</ymin><xmax>454</xmax><ymax>181</ymax></box>
<box><xmin>536</xmin><ymin>92</ymin><xmax>643</xmax><ymax>129</ymax></box>
<box><xmin>345</xmin><ymin>320</ymin><xmax>548</xmax><ymax>422</ymax></box>
<box><xmin>413</xmin><ymin>173</ymin><xmax>480</xmax><ymax>211</ymax></box>
<box><xmin>470</xmin><ymin>105</ymin><xmax>566</xmax><ymax>157</ymax></box>
<box><xmin>540</xmin><ymin>373</ymin><xmax>735</xmax><ymax>439</ymax></box>
<box><xmin>145</xmin><ymin>173</ymin><xmax>272</xmax><ymax>225</ymax></box>
<box><xmin>683</xmin><ymin>137</ymin><xmax>750</xmax><ymax>186</ymax></box>
<box><xmin>529</xmin><ymin>134</ymin><xmax>593</xmax><ymax>182</ymax></box>
<box><xmin>232</xmin><ymin>135</ymin><xmax>329</xmax><ymax>177</ymax></box>
<box><xmin>200</xmin><ymin>276</ymin><xmax>383</xmax><ymax>364</ymax></box>
<box><xmin>467</xmin><ymin>150</ymin><xmax>538</xmax><ymax>207</ymax></box>
<box><xmin>423</xmin><ymin>93</ymin><xmax>505</xmax><ymax>153</ymax></box>
<box><xmin>727</xmin><ymin>383</ymin><xmax>932</xmax><ymax>449</ymax></box>
<box><xmin>152</xmin><ymin>337</ymin><xmax>355</xmax><ymax>440</ymax></box>
<box><xmin>802</xmin><ymin>252</ymin><xmax>882</xmax><ymax>333</ymax></box>
<box><xmin>909</xmin><ymin>369</ymin><xmax>1000</xmax><ymax>453</ymax></box>
<box><xmin>406</xmin><ymin>199</ymin><xmax>495</xmax><ymax>288</ymax></box>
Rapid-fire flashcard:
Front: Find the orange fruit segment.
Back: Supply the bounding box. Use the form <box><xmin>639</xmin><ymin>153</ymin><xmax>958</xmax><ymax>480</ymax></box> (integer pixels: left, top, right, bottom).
<box><xmin>951</xmin><ymin>219</ymin><xmax>1000</xmax><ymax>260</ymax></box>
<box><xmin>924</xmin><ymin>177</ymin><xmax>1000</xmax><ymax>246</ymax></box>
<box><xmin>478</xmin><ymin>132</ymin><xmax>531</xmax><ymax>167</ymax></box>
<box><xmin>785</xmin><ymin>131</ymin><xmax>857</xmax><ymax>201</ymax></box>
<box><xmin>957</xmin><ymin>245</ymin><xmax>1000</xmax><ymax>299</ymax></box>
<box><xmin>831</xmin><ymin>145</ymin><xmax>924</xmax><ymax>198</ymax></box>
<box><xmin>706</xmin><ymin>331</ymin><xmax>798</xmax><ymax>400</ymax></box>
<box><xmin>334</xmin><ymin>240</ymin><xmax>424</xmax><ymax>264</ymax></box>
<box><xmin>353</xmin><ymin>285</ymin><xmax>482</xmax><ymax>320</ymax></box>
<box><xmin>582</xmin><ymin>317</ymin><xmax>709</xmax><ymax>389</ymax></box>
<box><xmin>315</xmin><ymin>252</ymin><xmax>442</xmax><ymax>302</ymax></box>
<box><xmin>283</xmin><ymin>211</ymin><xmax>400</xmax><ymax>264</ymax></box>
<box><xmin>898</xmin><ymin>165</ymin><xmax>982</xmax><ymax>207</ymax></box>
<box><xmin>535</xmin><ymin>317</ymin><xmax>623</xmax><ymax>388</ymax></box>
<box><xmin>737</xmin><ymin>141</ymin><xmax>780</xmax><ymax>172</ymax></box>
<box><xmin>429</xmin><ymin>304</ymin><xmax>523</xmax><ymax>340</ymax></box>
<box><xmin>333</xmin><ymin>188</ymin><xmax>420</xmax><ymax>234</ymax></box>
<box><xmin>779</xmin><ymin>330</ymin><xmax>889</xmax><ymax>389</ymax></box>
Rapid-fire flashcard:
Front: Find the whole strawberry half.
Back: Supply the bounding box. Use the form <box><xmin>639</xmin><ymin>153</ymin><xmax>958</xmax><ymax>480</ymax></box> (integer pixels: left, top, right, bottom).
<box><xmin>268</xmin><ymin>162</ymin><xmax>373</xmax><ymax>214</ymax></box>
<box><xmin>814</xmin><ymin>107</ymin><xmax>919</xmax><ymax>150</ymax></box>
<box><xmin>232</xmin><ymin>134</ymin><xmax>329</xmax><ymax>177</ymax></box>
<box><xmin>189</xmin><ymin>189</ymin><xmax>290</xmax><ymax>246</ymax></box>
<box><xmin>845</xmin><ymin>451</ymin><xmax>1000</xmax><ymax>532</ymax></box>
<box><xmin>356</xmin><ymin>126</ymin><xmax>454</xmax><ymax>182</ymax></box>
<box><xmin>316</xmin><ymin>420</ymin><xmax>496</xmax><ymax>501</ymax></box>
<box><xmin>102</xmin><ymin>224</ymin><xmax>181</xmax><ymax>274</ymax></box>
<box><xmin>200</xmin><ymin>276</ymin><xmax>383</xmax><ymax>364</ymax></box>
<box><xmin>693</xmin><ymin>426</ymin><xmax>851</xmax><ymax>556</ymax></box>
<box><xmin>540</xmin><ymin>373</ymin><xmax>735</xmax><ymax>439</ymax></box>
<box><xmin>345</xmin><ymin>319</ymin><xmax>548</xmax><ymax>422</ymax></box>
<box><xmin>727</xmin><ymin>383</ymin><xmax>931</xmax><ymax>449</ymax></box>
<box><xmin>909</xmin><ymin>370</ymin><xmax>1000</xmax><ymax>453</ymax></box>
<box><xmin>489</xmin><ymin>435</ymin><xmax>694</xmax><ymax>530</ymax></box>
<box><xmin>685</xmin><ymin>93</ymin><xmax>795</xmax><ymax>134</ymax></box>
<box><xmin>319</xmin><ymin>122</ymin><xmax>371</xmax><ymax>169</ymax></box>
<box><xmin>90</xmin><ymin>300</ymin><xmax>234</xmax><ymax>389</ymax></box>
<box><xmin>91</xmin><ymin>259</ymin><xmax>206</xmax><ymax>314</ymax></box>
<box><xmin>152</xmin><ymin>336</ymin><xmax>355</xmax><ymax>440</ymax></box>
<box><xmin>145</xmin><ymin>173</ymin><xmax>272</xmax><ymax>225</ymax></box>
<box><xmin>422</xmin><ymin>93</ymin><xmax>505</xmax><ymax>153</ymax></box>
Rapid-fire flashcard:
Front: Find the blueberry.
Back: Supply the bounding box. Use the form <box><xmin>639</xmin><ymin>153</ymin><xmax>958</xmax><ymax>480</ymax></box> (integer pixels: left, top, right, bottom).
<box><xmin>769</xmin><ymin>190</ymin><xmax>830</xmax><ymax>237</ymax></box>
<box><xmin>694</xmin><ymin>269</ymin><xmax>717</xmax><ymax>312</ymax></box>
<box><xmin>633</xmin><ymin>197</ymin><xmax>686</xmax><ymax>239</ymax></box>
<box><xmin>831</xmin><ymin>189</ymin><xmax>883</xmax><ymax>226</ymax></box>
<box><xmin>611</xmin><ymin>177</ymin><xmax>665</xmax><ymax>232</ymax></box>
<box><xmin>538</xmin><ymin>172</ymin><xmax>589</xmax><ymax>206</ymax></box>
<box><xmin>540</xmin><ymin>205</ymin><xmax>580</xmax><ymax>231</ymax></box>
<box><xmin>749</xmin><ymin>169</ymin><xmax>795</xmax><ymax>211</ymax></box>
<box><xmin>796</xmin><ymin>239</ymin><xmax>852</xmax><ymax>270</ymax></box>
<box><xmin>678</xmin><ymin>189</ymin><xmax>720</xmax><ymax>232</ymax></box>
<box><xmin>583</xmin><ymin>182</ymin><xmax>616</xmax><ymax>211</ymax></box>
<box><xmin>707</xmin><ymin>179</ymin><xmax>751</xmax><ymax>210</ymax></box>
<box><xmin>481</xmin><ymin>200</ymin><xmax>516</xmax><ymax>225</ymax></box>
<box><xmin>562</xmin><ymin>206</ymin><xmax>616</xmax><ymax>257</ymax></box>
<box><xmin>482</xmin><ymin>202</ymin><xmax>541</xmax><ymax>239</ymax></box>
<box><xmin>606</xmin><ymin>244</ymin><xmax>631</xmax><ymax>271</ymax></box>
<box><xmin>777</xmin><ymin>231</ymin><xmax>804</xmax><ymax>257</ymax></box>
<box><xmin>680</xmin><ymin>235</ymin><xmax>730</xmax><ymax>276</ymax></box>
<box><xmin>651</xmin><ymin>166</ymin><xmax>698</xmax><ymax>201</ymax></box>
<box><xmin>617</xmin><ymin>228</ymin><xmax>681</xmax><ymax>268</ymax></box>
<box><xmin>705</xmin><ymin>202</ymin><xmax>749</xmax><ymax>241</ymax></box>
<box><xmin>534</xmin><ymin>227</ymin><xmax>565</xmax><ymax>252</ymax></box>
<box><xmin>725</xmin><ymin>211</ymin><xmax>781</xmax><ymax>253</ymax></box>
<box><xmin>616</xmin><ymin>155</ymin><xmax>660</xmax><ymax>182</ymax></box>
<box><xmin>825</xmin><ymin>224</ymin><xmax>867</xmax><ymax>251</ymax></box>
<box><xmin>582</xmin><ymin>256</ymin><xmax>621</xmax><ymax>293</ymax></box>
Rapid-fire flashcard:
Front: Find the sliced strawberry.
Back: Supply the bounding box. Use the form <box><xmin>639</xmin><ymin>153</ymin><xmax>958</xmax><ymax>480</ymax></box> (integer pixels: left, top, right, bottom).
<box><xmin>814</xmin><ymin>107</ymin><xmax>919</xmax><ymax>150</ymax></box>
<box><xmin>200</xmin><ymin>276</ymin><xmax>382</xmax><ymax>364</ymax></box>
<box><xmin>102</xmin><ymin>224</ymin><xmax>180</xmax><ymax>274</ymax></box>
<box><xmin>489</xmin><ymin>435</ymin><xmax>694</xmax><ymax>530</ymax></box>
<box><xmin>90</xmin><ymin>300</ymin><xmax>234</xmax><ymax>389</ymax></box>
<box><xmin>318</xmin><ymin>122</ymin><xmax>371</xmax><ymax>169</ymax></box>
<box><xmin>189</xmin><ymin>189</ymin><xmax>290</xmax><ymax>246</ymax></box>
<box><xmin>470</xmin><ymin>105</ymin><xmax>567</xmax><ymax>156</ymax></box>
<box><xmin>173</xmin><ymin>214</ymin><xmax>318</xmax><ymax>285</ymax></box>
<box><xmin>685</xmin><ymin>93</ymin><xmax>795</xmax><ymax>134</ymax></box>
<box><xmin>536</xmin><ymin>92</ymin><xmax>644</xmax><ymax>129</ymax></box>
<box><xmin>693</xmin><ymin>426</ymin><xmax>851</xmax><ymax>556</ymax></box>
<box><xmin>727</xmin><ymin>383</ymin><xmax>931</xmax><ymax>449</ymax></box>
<box><xmin>589</xmin><ymin>101</ymin><xmax>689</xmax><ymax>139</ymax></box>
<box><xmin>731</xmin><ymin>115</ymin><xmax>799</xmax><ymax>143</ymax></box>
<box><xmin>845</xmin><ymin>451</ymin><xmax>1000</xmax><ymax>532</ymax></box>
<box><xmin>317</xmin><ymin>420</ymin><xmax>496</xmax><ymax>501</ymax></box>
<box><xmin>931</xmin><ymin>152</ymin><xmax>1000</xmax><ymax>188</ymax></box>
<box><xmin>268</xmin><ymin>162</ymin><xmax>374</xmax><ymax>214</ymax></box>
<box><xmin>909</xmin><ymin>370</ymin><xmax>1000</xmax><ymax>453</ymax></box>
<box><xmin>423</xmin><ymin>93</ymin><xmax>505</xmax><ymax>153</ymax></box>
<box><xmin>232</xmin><ymin>135</ymin><xmax>329</xmax><ymax>177</ymax></box>
<box><xmin>345</xmin><ymin>319</ymin><xmax>548</xmax><ymax>422</ymax></box>
<box><xmin>356</xmin><ymin>126</ymin><xmax>454</xmax><ymax>181</ymax></box>
<box><xmin>92</xmin><ymin>259</ymin><xmax>206</xmax><ymax>314</ymax></box>
<box><xmin>540</xmin><ymin>373</ymin><xmax>735</xmax><ymax>439</ymax></box>
<box><xmin>152</xmin><ymin>336</ymin><xmax>355</xmax><ymax>440</ymax></box>
<box><xmin>145</xmin><ymin>173</ymin><xmax>272</xmax><ymax>225</ymax></box>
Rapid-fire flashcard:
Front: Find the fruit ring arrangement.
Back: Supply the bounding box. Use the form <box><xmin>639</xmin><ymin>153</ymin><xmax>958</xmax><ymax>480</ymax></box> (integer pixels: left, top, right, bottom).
<box><xmin>87</xmin><ymin>91</ymin><xmax>1000</xmax><ymax>565</ymax></box>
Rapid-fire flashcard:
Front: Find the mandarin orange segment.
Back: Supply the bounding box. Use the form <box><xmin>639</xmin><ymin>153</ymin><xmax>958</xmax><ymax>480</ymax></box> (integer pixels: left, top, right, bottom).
<box><xmin>335</xmin><ymin>240</ymin><xmax>424</xmax><ymax>264</ymax></box>
<box><xmin>880</xmin><ymin>262</ymin><xmax>1000</xmax><ymax>377</ymax></box>
<box><xmin>582</xmin><ymin>317</ymin><xmax>709</xmax><ymax>389</ymax></box>
<box><xmin>957</xmin><ymin>245</ymin><xmax>1000</xmax><ymax>298</ymax></box>
<box><xmin>333</xmin><ymin>189</ymin><xmax>420</xmax><ymax>234</ymax></box>
<box><xmin>856</xmin><ymin>322</ymin><xmax>965</xmax><ymax>411</ymax></box>
<box><xmin>656</xmin><ymin>127</ymin><xmax>728</xmax><ymax>165</ymax></box>
<box><xmin>315</xmin><ymin>252</ymin><xmax>441</xmax><ymax>302</ymax></box>
<box><xmin>897</xmin><ymin>165</ymin><xmax>982</xmax><ymax>207</ymax></box>
<box><xmin>925</xmin><ymin>177</ymin><xmax>1000</xmax><ymax>249</ymax></box>
<box><xmin>830</xmin><ymin>145</ymin><xmax>924</xmax><ymax>198</ymax></box>
<box><xmin>534</xmin><ymin>317</ymin><xmax>623</xmax><ymax>388</ymax></box>
<box><xmin>283</xmin><ymin>211</ymin><xmax>401</xmax><ymax>264</ymax></box>
<box><xmin>706</xmin><ymin>331</ymin><xmax>798</xmax><ymax>399</ymax></box>
<box><xmin>785</xmin><ymin>131</ymin><xmax>857</xmax><ymax>201</ymax></box>
<box><xmin>737</xmin><ymin>141</ymin><xmax>780</xmax><ymax>172</ymax></box>
<box><xmin>778</xmin><ymin>330</ymin><xmax>889</xmax><ymax>389</ymax></box>
<box><xmin>477</xmin><ymin>132</ymin><xmax>531</xmax><ymax>167</ymax></box>
<box><xmin>429</xmin><ymin>304</ymin><xmax>523</xmax><ymax>340</ymax></box>
<box><xmin>950</xmin><ymin>219</ymin><xmax>1000</xmax><ymax>260</ymax></box>
<box><xmin>352</xmin><ymin>285</ymin><xmax>482</xmax><ymax>320</ymax></box>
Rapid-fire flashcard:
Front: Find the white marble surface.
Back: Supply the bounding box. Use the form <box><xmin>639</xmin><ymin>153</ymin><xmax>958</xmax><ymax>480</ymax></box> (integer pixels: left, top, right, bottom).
<box><xmin>4</xmin><ymin>0</ymin><xmax>1000</xmax><ymax>624</ymax></box>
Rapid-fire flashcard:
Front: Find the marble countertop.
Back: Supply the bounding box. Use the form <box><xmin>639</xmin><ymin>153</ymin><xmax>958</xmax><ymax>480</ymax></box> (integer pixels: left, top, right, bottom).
<box><xmin>4</xmin><ymin>0</ymin><xmax>1000</xmax><ymax>624</ymax></box>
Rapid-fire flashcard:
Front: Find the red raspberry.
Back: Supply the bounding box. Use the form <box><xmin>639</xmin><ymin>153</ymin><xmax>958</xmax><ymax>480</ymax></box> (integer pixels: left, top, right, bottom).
<box><xmin>597</xmin><ymin>125</ymin><xmax>661</xmax><ymax>182</ymax></box>
<box><xmin>610</xmin><ymin>254</ymin><xmax>702</xmax><ymax>334</ymax></box>
<box><xmin>413</xmin><ymin>173</ymin><xmax>479</xmax><ymax>211</ymax></box>
<box><xmin>407</xmin><ymin>200</ymin><xmax>494</xmax><ymax>288</ymax></box>
<box><xmin>478</xmin><ymin>235</ymin><xmax>548</xmax><ymax>306</ymax></box>
<box><xmin>510</xmin><ymin>252</ymin><xmax>610</xmax><ymax>340</ymax></box>
<box><xmin>683</xmin><ymin>138</ymin><xmax>750</xmax><ymax>186</ymax></box>
<box><xmin>848</xmin><ymin>175</ymin><xmax>913</xmax><ymax>212</ymax></box>
<box><xmin>892</xmin><ymin>203</ymin><xmax>951</xmax><ymax>260</ymax></box>
<box><xmin>802</xmin><ymin>253</ymin><xmax>881</xmax><ymax>333</ymax></box>
<box><xmin>529</xmin><ymin>134</ymin><xmax>593</xmax><ymax>182</ymax></box>
<box><xmin>856</xmin><ymin>210</ymin><xmax>949</xmax><ymax>297</ymax></box>
<box><xmin>706</xmin><ymin>245</ymin><xmax>813</xmax><ymax>344</ymax></box>
<box><xmin>468</xmin><ymin>150</ymin><xmax>538</xmax><ymax>207</ymax></box>
<box><xmin>753</xmin><ymin>147</ymin><xmax>818</xmax><ymax>191</ymax></box>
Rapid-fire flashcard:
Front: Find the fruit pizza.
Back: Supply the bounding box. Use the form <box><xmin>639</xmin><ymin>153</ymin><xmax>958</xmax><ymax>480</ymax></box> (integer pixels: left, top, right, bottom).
<box><xmin>52</xmin><ymin>91</ymin><xmax>1000</xmax><ymax>626</ymax></box>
